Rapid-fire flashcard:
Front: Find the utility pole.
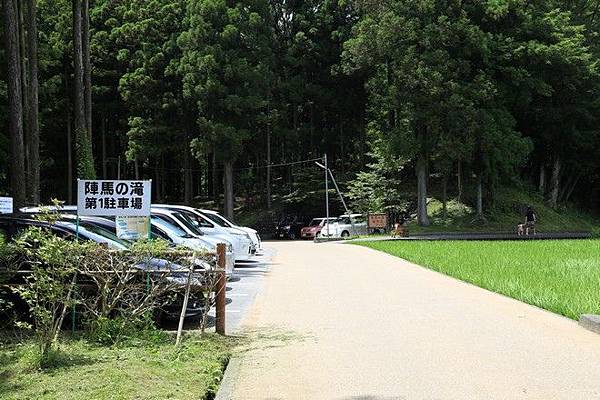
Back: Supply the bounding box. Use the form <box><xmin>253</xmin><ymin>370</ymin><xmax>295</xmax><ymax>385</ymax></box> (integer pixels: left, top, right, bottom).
<box><xmin>324</xmin><ymin>153</ymin><xmax>329</xmax><ymax>237</ymax></box>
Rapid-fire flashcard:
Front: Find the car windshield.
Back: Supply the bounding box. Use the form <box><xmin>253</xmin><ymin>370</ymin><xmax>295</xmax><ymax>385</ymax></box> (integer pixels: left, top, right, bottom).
<box><xmin>152</xmin><ymin>217</ymin><xmax>189</xmax><ymax>238</ymax></box>
<box><xmin>203</xmin><ymin>212</ymin><xmax>233</xmax><ymax>228</ymax></box>
<box><xmin>280</xmin><ymin>216</ymin><xmax>296</xmax><ymax>224</ymax></box>
<box><xmin>309</xmin><ymin>219</ymin><xmax>323</xmax><ymax>227</ymax></box>
<box><xmin>79</xmin><ymin>223</ymin><xmax>131</xmax><ymax>249</ymax></box>
<box><xmin>172</xmin><ymin>212</ymin><xmax>204</xmax><ymax>236</ymax></box>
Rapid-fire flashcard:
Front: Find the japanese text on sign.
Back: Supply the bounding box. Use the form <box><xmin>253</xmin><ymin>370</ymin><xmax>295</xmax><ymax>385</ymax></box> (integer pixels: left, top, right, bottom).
<box><xmin>367</xmin><ymin>213</ymin><xmax>387</xmax><ymax>229</ymax></box>
<box><xmin>77</xmin><ymin>180</ymin><xmax>151</xmax><ymax>216</ymax></box>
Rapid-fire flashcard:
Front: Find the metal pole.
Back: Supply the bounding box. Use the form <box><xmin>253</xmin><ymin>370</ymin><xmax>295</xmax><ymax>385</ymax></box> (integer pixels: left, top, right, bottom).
<box><xmin>215</xmin><ymin>243</ymin><xmax>226</xmax><ymax>335</ymax></box>
<box><xmin>76</xmin><ymin>179</ymin><xmax>80</xmax><ymax>240</ymax></box>
<box><xmin>327</xmin><ymin>168</ymin><xmax>356</xmax><ymax>236</ymax></box>
<box><xmin>147</xmin><ymin>179</ymin><xmax>152</xmax><ymax>240</ymax></box>
<box><xmin>324</xmin><ymin>154</ymin><xmax>330</xmax><ymax>237</ymax></box>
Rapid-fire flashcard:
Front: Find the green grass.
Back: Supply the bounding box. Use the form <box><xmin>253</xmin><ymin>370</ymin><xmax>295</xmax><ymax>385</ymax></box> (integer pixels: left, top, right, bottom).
<box><xmin>355</xmin><ymin>239</ymin><xmax>600</xmax><ymax>319</ymax></box>
<box><xmin>0</xmin><ymin>334</ymin><xmax>233</xmax><ymax>400</ymax></box>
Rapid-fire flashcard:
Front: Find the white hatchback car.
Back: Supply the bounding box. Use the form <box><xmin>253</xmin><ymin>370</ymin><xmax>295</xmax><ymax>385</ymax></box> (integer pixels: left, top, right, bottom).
<box><xmin>154</xmin><ymin>205</ymin><xmax>255</xmax><ymax>262</ymax></box>
<box><xmin>199</xmin><ymin>209</ymin><xmax>262</xmax><ymax>253</ymax></box>
<box><xmin>320</xmin><ymin>214</ymin><xmax>368</xmax><ymax>238</ymax></box>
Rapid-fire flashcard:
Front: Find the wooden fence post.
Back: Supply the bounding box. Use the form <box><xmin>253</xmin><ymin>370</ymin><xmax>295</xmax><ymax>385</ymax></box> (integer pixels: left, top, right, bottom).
<box><xmin>216</xmin><ymin>243</ymin><xmax>226</xmax><ymax>335</ymax></box>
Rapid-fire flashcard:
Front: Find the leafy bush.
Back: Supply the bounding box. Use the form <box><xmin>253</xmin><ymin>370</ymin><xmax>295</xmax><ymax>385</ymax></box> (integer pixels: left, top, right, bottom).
<box><xmin>11</xmin><ymin>227</ymin><xmax>92</xmax><ymax>366</ymax></box>
<box><xmin>86</xmin><ymin>315</ymin><xmax>167</xmax><ymax>346</ymax></box>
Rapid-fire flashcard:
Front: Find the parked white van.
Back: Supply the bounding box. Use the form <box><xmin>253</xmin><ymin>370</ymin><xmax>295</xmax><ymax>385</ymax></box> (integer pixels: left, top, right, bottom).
<box><xmin>320</xmin><ymin>214</ymin><xmax>368</xmax><ymax>238</ymax></box>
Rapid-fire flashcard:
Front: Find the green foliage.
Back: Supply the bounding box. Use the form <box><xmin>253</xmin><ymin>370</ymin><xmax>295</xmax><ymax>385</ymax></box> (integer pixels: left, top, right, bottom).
<box><xmin>11</xmin><ymin>227</ymin><xmax>94</xmax><ymax>367</ymax></box>
<box><xmin>76</xmin><ymin>128</ymin><xmax>97</xmax><ymax>179</ymax></box>
<box><xmin>178</xmin><ymin>0</ymin><xmax>274</xmax><ymax>164</ymax></box>
<box><xmin>86</xmin><ymin>315</ymin><xmax>167</xmax><ymax>346</ymax></box>
<box><xmin>0</xmin><ymin>334</ymin><xmax>233</xmax><ymax>400</ymax></box>
<box><xmin>347</xmin><ymin>138</ymin><xmax>410</xmax><ymax>213</ymax></box>
<box><xmin>356</xmin><ymin>239</ymin><xmax>600</xmax><ymax>320</ymax></box>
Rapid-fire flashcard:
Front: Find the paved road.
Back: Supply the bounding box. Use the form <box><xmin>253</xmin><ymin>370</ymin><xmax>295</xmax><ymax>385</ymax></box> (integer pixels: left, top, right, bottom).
<box><xmin>229</xmin><ymin>241</ymin><xmax>600</xmax><ymax>400</ymax></box>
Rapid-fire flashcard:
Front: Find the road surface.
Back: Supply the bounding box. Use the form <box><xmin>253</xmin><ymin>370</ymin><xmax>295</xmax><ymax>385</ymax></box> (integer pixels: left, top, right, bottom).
<box><xmin>229</xmin><ymin>241</ymin><xmax>600</xmax><ymax>400</ymax></box>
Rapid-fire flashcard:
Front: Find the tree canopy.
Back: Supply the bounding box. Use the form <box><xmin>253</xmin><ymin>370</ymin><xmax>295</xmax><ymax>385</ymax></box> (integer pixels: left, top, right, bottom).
<box><xmin>1</xmin><ymin>0</ymin><xmax>599</xmax><ymax>224</ymax></box>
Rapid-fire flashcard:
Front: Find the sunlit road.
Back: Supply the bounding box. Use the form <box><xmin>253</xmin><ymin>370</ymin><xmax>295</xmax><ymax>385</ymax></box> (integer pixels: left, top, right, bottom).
<box><xmin>229</xmin><ymin>241</ymin><xmax>600</xmax><ymax>400</ymax></box>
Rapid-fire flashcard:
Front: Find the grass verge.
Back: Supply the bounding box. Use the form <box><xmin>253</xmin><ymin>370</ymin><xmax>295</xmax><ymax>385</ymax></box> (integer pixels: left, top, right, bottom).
<box><xmin>0</xmin><ymin>333</ymin><xmax>234</xmax><ymax>400</ymax></box>
<box><xmin>355</xmin><ymin>239</ymin><xmax>600</xmax><ymax>319</ymax></box>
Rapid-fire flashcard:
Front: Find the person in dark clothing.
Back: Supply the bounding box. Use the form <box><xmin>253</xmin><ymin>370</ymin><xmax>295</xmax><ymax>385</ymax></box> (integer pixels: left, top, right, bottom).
<box><xmin>525</xmin><ymin>206</ymin><xmax>536</xmax><ymax>235</ymax></box>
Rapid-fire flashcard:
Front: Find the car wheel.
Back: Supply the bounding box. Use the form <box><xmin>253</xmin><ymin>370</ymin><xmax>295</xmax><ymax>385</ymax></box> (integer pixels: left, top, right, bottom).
<box><xmin>341</xmin><ymin>230</ymin><xmax>350</xmax><ymax>238</ymax></box>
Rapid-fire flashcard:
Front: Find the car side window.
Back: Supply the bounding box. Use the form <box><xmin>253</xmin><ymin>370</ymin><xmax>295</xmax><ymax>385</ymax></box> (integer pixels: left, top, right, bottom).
<box><xmin>183</xmin><ymin>211</ymin><xmax>213</xmax><ymax>228</ymax></box>
<box><xmin>156</xmin><ymin>215</ymin><xmax>176</xmax><ymax>226</ymax></box>
<box><xmin>353</xmin><ymin>216</ymin><xmax>365</xmax><ymax>224</ymax></box>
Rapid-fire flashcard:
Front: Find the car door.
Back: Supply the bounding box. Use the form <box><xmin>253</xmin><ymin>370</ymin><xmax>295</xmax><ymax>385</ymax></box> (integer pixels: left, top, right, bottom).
<box><xmin>352</xmin><ymin>215</ymin><xmax>368</xmax><ymax>235</ymax></box>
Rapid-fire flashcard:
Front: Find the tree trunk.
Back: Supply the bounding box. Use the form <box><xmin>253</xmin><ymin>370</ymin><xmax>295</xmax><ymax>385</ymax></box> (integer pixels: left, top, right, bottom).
<box><xmin>82</xmin><ymin>0</ymin><xmax>92</xmax><ymax>141</ymax></box>
<box><xmin>154</xmin><ymin>158</ymin><xmax>161</xmax><ymax>201</ymax></box>
<box><xmin>442</xmin><ymin>172</ymin><xmax>447</xmax><ymax>219</ymax></box>
<box><xmin>266</xmin><ymin>122</ymin><xmax>271</xmax><ymax>209</ymax></box>
<box><xmin>19</xmin><ymin>0</ymin><xmax>30</xmax><ymax>197</ymax></box>
<box><xmin>223</xmin><ymin>161</ymin><xmax>234</xmax><ymax>219</ymax></box>
<box><xmin>212</xmin><ymin>151</ymin><xmax>218</xmax><ymax>203</ymax></box>
<box><xmin>65</xmin><ymin>62</ymin><xmax>73</xmax><ymax>203</ymax></box>
<box><xmin>73</xmin><ymin>0</ymin><xmax>95</xmax><ymax>179</ymax></box>
<box><xmin>340</xmin><ymin>114</ymin><xmax>345</xmax><ymax>177</ymax></box>
<box><xmin>184</xmin><ymin>146</ymin><xmax>192</xmax><ymax>204</ymax></box>
<box><xmin>24</xmin><ymin>0</ymin><xmax>39</xmax><ymax>203</ymax></box>
<box><xmin>476</xmin><ymin>174</ymin><xmax>484</xmax><ymax>219</ymax></box>
<box><xmin>562</xmin><ymin>174</ymin><xmax>580</xmax><ymax>203</ymax></box>
<box><xmin>416</xmin><ymin>154</ymin><xmax>430</xmax><ymax>226</ymax></box>
<box><xmin>538</xmin><ymin>163</ymin><xmax>545</xmax><ymax>194</ymax></box>
<box><xmin>549</xmin><ymin>155</ymin><xmax>561</xmax><ymax>209</ymax></box>
<box><xmin>67</xmin><ymin>111</ymin><xmax>73</xmax><ymax>203</ymax></box>
<box><xmin>457</xmin><ymin>160</ymin><xmax>463</xmax><ymax>203</ymax></box>
<box><xmin>3</xmin><ymin>0</ymin><xmax>27</xmax><ymax>208</ymax></box>
<box><xmin>134</xmin><ymin>158</ymin><xmax>139</xmax><ymax>179</ymax></box>
<box><xmin>101</xmin><ymin>116</ymin><xmax>107</xmax><ymax>178</ymax></box>
<box><xmin>159</xmin><ymin>155</ymin><xmax>166</xmax><ymax>201</ymax></box>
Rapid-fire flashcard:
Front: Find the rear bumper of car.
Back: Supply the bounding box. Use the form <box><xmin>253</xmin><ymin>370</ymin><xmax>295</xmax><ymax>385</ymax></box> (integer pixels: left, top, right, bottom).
<box><xmin>275</xmin><ymin>228</ymin><xmax>292</xmax><ymax>239</ymax></box>
<box><xmin>300</xmin><ymin>231</ymin><xmax>315</xmax><ymax>239</ymax></box>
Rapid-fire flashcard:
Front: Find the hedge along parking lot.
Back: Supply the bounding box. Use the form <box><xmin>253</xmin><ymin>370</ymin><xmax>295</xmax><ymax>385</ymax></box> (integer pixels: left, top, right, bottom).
<box><xmin>354</xmin><ymin>239</ymin><xmax>600</xmax><ymax>320</ymax></box>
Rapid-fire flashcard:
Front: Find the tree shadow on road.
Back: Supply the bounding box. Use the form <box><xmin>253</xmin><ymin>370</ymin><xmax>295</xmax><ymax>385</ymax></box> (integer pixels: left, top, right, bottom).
<box><xmin>229</xmin><ymin>325</ymin><xmax>315</xmax><ymax>355</ymax></box>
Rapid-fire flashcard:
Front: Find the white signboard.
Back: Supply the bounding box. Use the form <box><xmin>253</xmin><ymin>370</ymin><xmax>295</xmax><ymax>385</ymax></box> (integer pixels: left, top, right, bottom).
<box><xmin>115</xmin><ymin>216</ymin><xmax>151</xmax><ymax>240</ymax></box>
<box><xmin>0</xmin><ymin>197</ymin><xmax>13</xmax><ymax>214</ymax></box>
<box><xmin>77</xmin><ymin>180</ymin><xmax>151</xmax><ymax>216</ymax></box>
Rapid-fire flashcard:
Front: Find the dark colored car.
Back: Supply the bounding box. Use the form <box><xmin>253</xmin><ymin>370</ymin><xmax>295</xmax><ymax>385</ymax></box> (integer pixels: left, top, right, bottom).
<box><xmin>0</xmin><ymin>214</ymin><xmax>205</xmax><ymax>322</ymax></box>
<box><xmin>274</xmin><ymin>215</ymin><xmax>310</xmax><ymax>240</ymax></box>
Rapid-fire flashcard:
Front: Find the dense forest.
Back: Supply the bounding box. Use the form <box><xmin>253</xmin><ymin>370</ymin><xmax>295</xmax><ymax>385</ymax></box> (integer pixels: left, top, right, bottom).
<box><xmin>1</xmin><ymin>0</ymin><xmax>599</xmax><ymax>226</ymax></box>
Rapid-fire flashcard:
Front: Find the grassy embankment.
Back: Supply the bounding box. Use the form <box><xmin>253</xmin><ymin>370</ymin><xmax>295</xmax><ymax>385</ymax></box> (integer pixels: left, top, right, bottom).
<box><xmin>407</xmin><ymin>187</ymin><xmax>599</xmax><ymax>234</ymax></box>
<box><xmin>355</xmin><ymin>239</ymin><xmax>600</xmax><ymax>320</ymax></box>
<box><xmin>0</xmin><ymin>334</ymin><xmax>233</xmax><ymax>400</ymax></box>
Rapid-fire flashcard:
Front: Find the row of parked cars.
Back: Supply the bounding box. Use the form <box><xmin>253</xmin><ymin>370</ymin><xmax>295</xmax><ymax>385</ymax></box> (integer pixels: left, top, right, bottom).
<box><xmin>276</xmin><ymin>214</ymin><xmax>369</xmax><ymax>240</ymax></box>
<box><xmin>0</xmin><ymin>204</ymin><xmax>262</xmax><ymax>322</ymax></box>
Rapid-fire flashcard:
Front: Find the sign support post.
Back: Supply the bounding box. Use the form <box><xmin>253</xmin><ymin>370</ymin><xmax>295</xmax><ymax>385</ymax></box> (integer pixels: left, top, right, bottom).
<box><xmin>324</xmin><ymin>154</ymin><xmax>330</xmax><ymax>237</ymax></box>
